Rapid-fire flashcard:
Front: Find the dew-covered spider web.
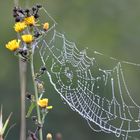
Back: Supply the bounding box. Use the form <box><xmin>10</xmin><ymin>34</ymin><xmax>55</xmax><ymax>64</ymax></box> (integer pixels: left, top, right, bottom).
<box><xmin>35</xmin><ymin>8</ymin><xmax>140</xmax><ymax>140</ymax></box>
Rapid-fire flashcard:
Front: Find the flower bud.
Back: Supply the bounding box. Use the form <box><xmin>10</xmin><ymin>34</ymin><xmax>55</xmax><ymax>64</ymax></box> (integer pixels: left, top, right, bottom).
<box><xmin>46</xmin><ymin>133</ymin><xmax>52</xmax><ymax>140</ymax></box>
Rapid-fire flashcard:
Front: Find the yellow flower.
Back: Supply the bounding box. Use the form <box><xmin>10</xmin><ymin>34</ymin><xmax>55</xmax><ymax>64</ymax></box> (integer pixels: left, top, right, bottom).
<box><xmin>43</xmin><ymin>22</ymin><xmax>49</xmax><ymax>30</ymax></box>
<box><xmin>14</xmin><ymin>22</ymin><xmax>27</xmax><ymax>32</ymax></box>
<box><xmin>21</xmin><ymin>34</ymin><xmax>33</xmax><ymax>43</ymax></box>
<box><xmin>38</xmin><ymin>98</ymin><xmax>48</xmax><ymax>108</ymax></box>
<box><xmin>24</xmin><ymin>16</ymin><xmax>35</xmax><ymax>26</ymax></box>
<box><xmin>6</xmin><ymin>39</ymin><xmax>20</xmax><ymax>51</ymax></box>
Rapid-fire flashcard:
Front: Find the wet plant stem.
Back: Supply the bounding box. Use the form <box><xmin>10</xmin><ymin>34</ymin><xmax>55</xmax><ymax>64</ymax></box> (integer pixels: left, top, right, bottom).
<box><xmin>30</xmin><ymin>52</ymin><xmax>43</xmax><ymax>140</ymax></box>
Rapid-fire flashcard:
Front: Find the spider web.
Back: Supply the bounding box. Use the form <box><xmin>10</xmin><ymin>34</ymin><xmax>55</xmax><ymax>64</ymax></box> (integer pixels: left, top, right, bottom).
<box><xmin>36</xmin><ymin>8</ymin><xmax>140</xmax><ymax>140</ymax></box>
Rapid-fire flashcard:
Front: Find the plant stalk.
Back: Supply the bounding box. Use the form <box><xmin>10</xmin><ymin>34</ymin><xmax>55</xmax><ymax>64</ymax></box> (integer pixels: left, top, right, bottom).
<box><xmin>14</xmin><ymin>0</ymin><xmax>27</xmax><ymax>140</ymax></box>
<box><xmin>30</xmin><ymin>52</ymin><xmax>43</xmax><ymax>140</ymax></box>
<box><xmin>19</xmin><ymin>59</ymin><xmax>27</xmax><ymax>140</ymax></box>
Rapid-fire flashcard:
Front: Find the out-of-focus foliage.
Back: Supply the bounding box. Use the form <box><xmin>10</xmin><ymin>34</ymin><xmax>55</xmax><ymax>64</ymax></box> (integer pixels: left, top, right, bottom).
<box><xmin>1</xmin><ymin>0</ymin><xmax>140</xmax><ymax>140</ymax></box>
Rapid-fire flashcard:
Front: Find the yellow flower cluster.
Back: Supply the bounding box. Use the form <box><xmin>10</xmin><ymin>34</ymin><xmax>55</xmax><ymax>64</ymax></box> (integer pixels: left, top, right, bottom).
<box><xmin>6</xmin><ymin>16</ymin><xmax>36</xmax><ymax>51</ymax></box>
<box><xmin>6</xmin><ymin>8</ymin><xmax>50</xmax><ymax>53</ymax></box>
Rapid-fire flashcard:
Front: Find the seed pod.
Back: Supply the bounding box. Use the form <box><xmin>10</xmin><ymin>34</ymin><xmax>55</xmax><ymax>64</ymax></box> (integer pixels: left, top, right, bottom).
<box><xmin>36</xmin><ymin>4</ymin><xmax>42</xmax><ymax>9</ymax></box>
<box><xmin>26</xmin><ymin>93</ymin><xmax>32</xmax><ymax>100</ymax></box>
<box><xmin>25</xmin><ymin>9</ymin><xmax>30</xmax><ymax>13</ymax></box>
<box><xmin>13</xmin><ymin>7</ymin><xmax>18</xmax><ymax>12</ymax></box>
<box><xmin>15</xmin><ymin>16</ymin><xmax>21</xmax><ymax>22</ymax></box>
<box><xmin>41</xmin><ymin>66</ymin><xmax>47</xmax><ymax>71</ymax></box>
<box><xmin>32</xmin><ymin>6</ymin><xmax>37</xmax><ymax>11</ymax></box>
<box><xmin>37</xmin><ymin>82</ymin><xmax>45</xmax><ymax>93</ymax></box>
<box><xmin>32</xmin><ymin>116</ymin><xmax>37</xmax><ymax>122</ymax></box>
<box><xmin>34</xmin><ymin>14</ymin><xmax>39</xmax><ymax>19</ymax></box>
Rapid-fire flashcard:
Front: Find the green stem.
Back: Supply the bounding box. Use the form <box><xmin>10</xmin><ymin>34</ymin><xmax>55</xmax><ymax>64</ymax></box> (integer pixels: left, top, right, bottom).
<box><xmin>30</xmin><ymin>52</ymin><xmax>43</xmax><ymax>140</ymax></box>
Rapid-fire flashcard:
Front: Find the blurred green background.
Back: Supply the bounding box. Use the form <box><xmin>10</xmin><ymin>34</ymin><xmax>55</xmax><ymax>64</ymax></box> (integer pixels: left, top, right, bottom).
<box><xmin>1</xmin><ymin>0</ymin><xmax>140</xmax><ymax>140</ymax></box>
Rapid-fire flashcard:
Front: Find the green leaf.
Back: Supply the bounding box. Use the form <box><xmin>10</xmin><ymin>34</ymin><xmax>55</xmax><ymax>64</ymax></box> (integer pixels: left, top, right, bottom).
<box><xmin>26</xmin><ymin>102</ymin><xmax>36</xmax><ymax>118</ymax></box>
<box><xmin>2</xmin><ymin>112</ymin><xmax>12</xmax><ymax>135</ymax></box>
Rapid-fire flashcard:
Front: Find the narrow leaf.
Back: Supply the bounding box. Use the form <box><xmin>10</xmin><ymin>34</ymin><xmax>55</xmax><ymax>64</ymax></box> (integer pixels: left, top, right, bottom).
<box><xmin>26</xmin><ymin>102</ymin><xmax>36</xmax><ymax>118</ymax></box>
<box><xmin>2</xmin><ymin>112</ymin><xmax>12</xmax><ymax>135</ymax></box>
